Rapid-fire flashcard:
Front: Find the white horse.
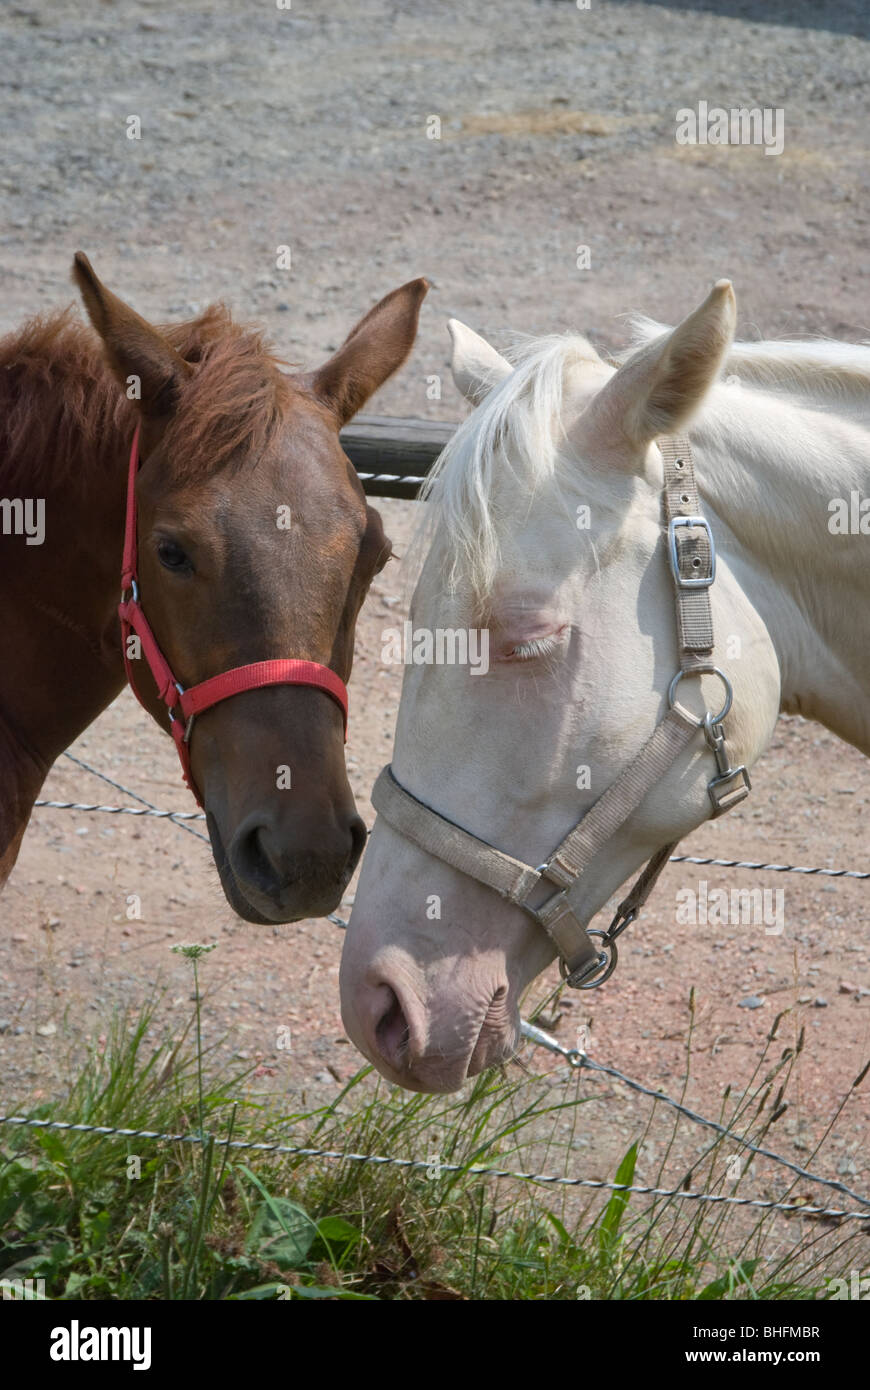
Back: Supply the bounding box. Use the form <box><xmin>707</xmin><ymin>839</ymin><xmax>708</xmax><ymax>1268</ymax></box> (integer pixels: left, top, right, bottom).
<box><xmin>340</xmin><ymin>280</ymin><xmax>870</xmax><ymax>1093</ymax></box>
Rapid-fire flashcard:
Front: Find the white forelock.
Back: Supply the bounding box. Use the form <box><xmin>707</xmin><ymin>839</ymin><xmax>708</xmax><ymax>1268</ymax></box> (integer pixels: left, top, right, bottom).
<box><xmin>419</xmin><ymin>333</ymin><xmax>600</xmax><ymax>600</ymax></box>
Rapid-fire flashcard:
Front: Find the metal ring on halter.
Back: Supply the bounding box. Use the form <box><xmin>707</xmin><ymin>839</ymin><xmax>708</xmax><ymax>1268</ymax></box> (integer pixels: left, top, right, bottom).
<box><xmin>561</xmin><ymin>930</ymin><xmax>618</xmax><ymax>990</ymax></box>
<box><xmin>667</xmin><ymin>665</ymin><xmax>733</xmax><ymax>728</ymax></box>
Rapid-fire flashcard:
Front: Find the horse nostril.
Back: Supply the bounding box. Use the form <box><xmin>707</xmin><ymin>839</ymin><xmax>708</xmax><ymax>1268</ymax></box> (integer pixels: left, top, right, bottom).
<box><xmin>226</xmin><ymin>808</ymin><xmax>367</xmax><ymax>910</ymax></box>
<box><xmin>374</xmin><ymin>985</ymin><xmax>411</xmax><ymax>1071</ymax></box>
<box><xmin>347</xmin><ymin>814</ymin><xmax>367</xmax><ymax>872</ymax></box>
<box><xmin>232</xmin><ymin>821</ymin><xmax>279</xmax><ymax>894</ymax></box>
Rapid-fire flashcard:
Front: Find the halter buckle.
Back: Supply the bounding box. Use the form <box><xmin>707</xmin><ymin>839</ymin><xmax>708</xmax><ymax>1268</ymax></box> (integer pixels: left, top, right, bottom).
<box><xmin>668</xmin><ymin>516</ymin><xmax>715</xmax><ymax>589</ymax></box>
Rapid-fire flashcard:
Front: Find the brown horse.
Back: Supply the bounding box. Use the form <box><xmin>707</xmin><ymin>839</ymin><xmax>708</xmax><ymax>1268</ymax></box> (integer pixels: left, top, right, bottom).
<box><xmin>0</xmin><ymin>255</ymin><xmax>427</xmax><ymax>923</ymax></box>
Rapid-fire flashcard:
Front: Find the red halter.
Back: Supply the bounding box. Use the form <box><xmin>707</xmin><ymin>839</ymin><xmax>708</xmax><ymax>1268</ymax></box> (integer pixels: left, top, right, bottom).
<box><xmin>117</xmin><ymin>426</ymin><xmax>349</xmax><ymax>807</ymax></box>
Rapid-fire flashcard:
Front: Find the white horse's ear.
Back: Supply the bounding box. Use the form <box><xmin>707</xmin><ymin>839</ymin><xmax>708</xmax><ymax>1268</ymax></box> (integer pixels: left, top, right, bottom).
<box><xmin>448</xmin><ymin>318</ymin><xmax>513</xmax><ymax>405</ymax></box>
<box><xmin>591</xmin><ymin>280</ymin><xmax>737</xmax><ymax>447</ymax></box>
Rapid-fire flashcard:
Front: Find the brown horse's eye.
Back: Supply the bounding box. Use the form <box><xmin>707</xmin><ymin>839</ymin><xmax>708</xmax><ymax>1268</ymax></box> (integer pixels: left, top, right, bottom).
<box><xmin>157</xmin><ymin>539</ymin><xmax>192</xmax><ymax>574</ymax></box>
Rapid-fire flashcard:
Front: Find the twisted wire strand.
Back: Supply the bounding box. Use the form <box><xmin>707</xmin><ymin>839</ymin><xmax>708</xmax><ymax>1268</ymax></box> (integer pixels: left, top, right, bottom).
<box><xmin>0</xmin><ymin>1112</ymin><xmax>866</xmax><ymax>1222</ymax></box>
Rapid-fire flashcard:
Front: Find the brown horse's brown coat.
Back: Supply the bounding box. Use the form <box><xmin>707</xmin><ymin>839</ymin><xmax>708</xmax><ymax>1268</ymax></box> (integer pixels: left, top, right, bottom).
<box><xmin>0</xmin><ymin>257</ymin><xmax>427</xmax><ymax>922</ymax></box>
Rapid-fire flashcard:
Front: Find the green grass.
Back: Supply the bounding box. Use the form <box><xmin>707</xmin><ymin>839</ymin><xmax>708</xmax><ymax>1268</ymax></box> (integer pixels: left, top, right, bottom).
<box><xmin>0</xmin><ymin>993</ymin><xmax>866</xmax><ymax>1300</ymax></box>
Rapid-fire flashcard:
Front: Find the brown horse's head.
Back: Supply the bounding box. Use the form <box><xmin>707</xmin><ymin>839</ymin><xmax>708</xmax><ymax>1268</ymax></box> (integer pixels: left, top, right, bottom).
<box><xmin>73</xmin><ymin>253</ymin><xmax>427</xmax><ymax>924</ymax></box>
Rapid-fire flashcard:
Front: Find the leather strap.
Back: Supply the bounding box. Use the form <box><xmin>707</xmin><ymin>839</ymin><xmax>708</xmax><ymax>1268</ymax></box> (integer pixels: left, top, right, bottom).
<box><xmin>178</xmin><ymin>661</ymin><xmax>347</xmax><ymax>727</ymax></box>
<box><xmin>611</xmin><ymin>840</ymin><xmax>678</xmax><ymax>920</ymax></box>
<box><xmin>371</xmin><ymin>765</ymin><xmax>543</xmax><ymax>905</ymax></box>
<box><xmin>660</xmin><ymin>435</ymin><xmax>715</xmax><ymax>666</ymax></box>
<box><xmin>538</xmin><ymin>706</ymin><xmax>697</xmax><ymax>886</ymax></box>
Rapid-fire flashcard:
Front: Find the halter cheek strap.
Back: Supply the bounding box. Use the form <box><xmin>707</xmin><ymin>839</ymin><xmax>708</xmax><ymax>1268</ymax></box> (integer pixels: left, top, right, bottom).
<box><xmin>370</xmin><ymin>434</ymin><xmax>751</xmax><ymax>989</ymax></box>
<box><xmin>118</xmin><ymin>426</ymin><xmax>349</xmax><ymax>807</ymax></box>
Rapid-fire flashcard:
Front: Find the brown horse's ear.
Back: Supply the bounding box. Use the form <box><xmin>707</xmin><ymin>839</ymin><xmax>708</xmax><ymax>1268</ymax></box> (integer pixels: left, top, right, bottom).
<box><xmin>308</xmin><ymin>278</ymin><xmax>429</xmax><ymax>427</ymax></box>
<box><xmin>72</xmin><ymin>252</ymin><xmax>193</xmax><ymax>418</ymax></box>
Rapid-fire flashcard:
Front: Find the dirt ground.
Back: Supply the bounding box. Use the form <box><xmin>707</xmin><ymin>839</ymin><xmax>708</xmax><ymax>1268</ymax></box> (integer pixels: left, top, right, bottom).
<box><xmin>1</xmin><ymin>0</ymin><xmax>869</xmax><ymax>1204</ymax></box>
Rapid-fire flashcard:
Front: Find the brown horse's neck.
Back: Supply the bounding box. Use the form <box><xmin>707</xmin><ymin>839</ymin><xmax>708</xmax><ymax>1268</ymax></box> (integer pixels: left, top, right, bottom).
<box><xmin>0</xmin><ymin>311</ymin><xmax>135</xmax><ymax>811</ymax></box>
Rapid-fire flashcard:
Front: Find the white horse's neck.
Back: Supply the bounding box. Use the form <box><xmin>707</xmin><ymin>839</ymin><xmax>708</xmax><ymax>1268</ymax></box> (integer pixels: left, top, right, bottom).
<box><xmin>691</xmin><ymin>381</ymin><xmax>870</xmax><ymax>753</ymax></box>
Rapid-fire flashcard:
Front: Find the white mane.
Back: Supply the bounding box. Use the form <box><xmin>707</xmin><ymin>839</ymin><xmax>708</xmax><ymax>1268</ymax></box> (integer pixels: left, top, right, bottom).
<box><xmin>422</xmin><ymin>318</ymin><xmax>870</xmax><ymax>603</ymax></box>
<box><xmin>421</xmin><ymin>333</ymin><xmax>599</xmax><ymax>600</ymax></box>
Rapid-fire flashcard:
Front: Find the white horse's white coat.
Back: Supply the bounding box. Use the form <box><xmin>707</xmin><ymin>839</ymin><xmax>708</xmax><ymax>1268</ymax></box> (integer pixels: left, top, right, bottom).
<box><xmin>341</xmin><ymin>282</ymin><xmax>870</xmax><ymax>1093</ymax></box>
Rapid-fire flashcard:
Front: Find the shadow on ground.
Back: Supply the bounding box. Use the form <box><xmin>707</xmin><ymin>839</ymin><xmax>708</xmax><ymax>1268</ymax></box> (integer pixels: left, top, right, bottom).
<box><xmin>601</xmin><ymin>0</ymin><xmax>869</xmax><ymax>40</ymax></box>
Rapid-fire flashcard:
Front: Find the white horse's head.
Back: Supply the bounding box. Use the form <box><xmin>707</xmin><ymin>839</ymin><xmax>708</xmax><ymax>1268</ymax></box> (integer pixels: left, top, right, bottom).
<box><xmin>341</xmin><ymin>282</ymin><xmax>782</xmax><ymax>1093</ymax></box>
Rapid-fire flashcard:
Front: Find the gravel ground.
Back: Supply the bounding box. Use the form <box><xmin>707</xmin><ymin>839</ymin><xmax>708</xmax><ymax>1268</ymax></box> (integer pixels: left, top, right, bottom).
<box><xmin>1</xmin><ymin>0</ymin><xmax>869</xmax><ymax>1210</ymax></box>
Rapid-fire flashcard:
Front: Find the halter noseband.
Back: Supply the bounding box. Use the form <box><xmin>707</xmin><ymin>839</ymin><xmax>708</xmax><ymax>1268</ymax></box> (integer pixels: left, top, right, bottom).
<box><xmin>371</xmin><ymin>434</ymin><xmax>751</xmax><ymax>989</ymax></box>
<box><xmin>118</xmin><ymin>425</ymin><xmax>349</xmax><ymax>807</ymax></box>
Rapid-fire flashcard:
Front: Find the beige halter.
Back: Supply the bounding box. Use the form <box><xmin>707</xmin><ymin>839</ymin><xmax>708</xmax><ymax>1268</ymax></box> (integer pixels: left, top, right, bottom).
<box><xmin>371</xmin><ymin>436</ymin><xmax>751</xmax><ymax>989</ymax></box>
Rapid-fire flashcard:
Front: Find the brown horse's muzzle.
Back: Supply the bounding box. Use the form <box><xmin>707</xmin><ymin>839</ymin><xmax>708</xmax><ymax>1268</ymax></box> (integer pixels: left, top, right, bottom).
<box><xmin>222</xmin><ymin>803</ymin><xmax>366</xmax><ymax>923</ymax></box>
<box><xmin>193</xmin><ymin>686</ymin><xmax>366</xmax><ymax>923</ymax></box>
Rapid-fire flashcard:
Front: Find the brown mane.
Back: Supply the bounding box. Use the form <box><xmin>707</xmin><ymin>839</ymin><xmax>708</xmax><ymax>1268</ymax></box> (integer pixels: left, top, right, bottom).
<box><xmin>0</xmin><ymin>305</ymin><xmax>294</xmax><ymax>493</ymax></box>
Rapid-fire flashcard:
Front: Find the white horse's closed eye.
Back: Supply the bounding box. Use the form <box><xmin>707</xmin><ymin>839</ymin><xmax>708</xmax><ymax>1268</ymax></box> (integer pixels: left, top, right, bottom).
<box><xmin>497</xmin><ymin>626</ymin><xmax>571</xmax><ymax>663</ymax></box>
<box><xmin>341</xmin><ymin>279</ymin><xmax>870</xmax><ymax>1095</ymax></box>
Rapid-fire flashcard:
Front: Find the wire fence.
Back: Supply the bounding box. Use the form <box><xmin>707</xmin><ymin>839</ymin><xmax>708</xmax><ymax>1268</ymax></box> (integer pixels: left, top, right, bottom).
<box><xmin>38</xmin><ymin>752</ymin><xmax>870</xmax><ymax>879</ymax></box>
<box><xmin>1</xmin><ymin>1109</ymin><xmax>868</xmax><ymax>1222</ymax></box>
<box><xmin>10</xmin><ymin>748</ymin><xmax>869</xmax><ymax>1225</ymax></box>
